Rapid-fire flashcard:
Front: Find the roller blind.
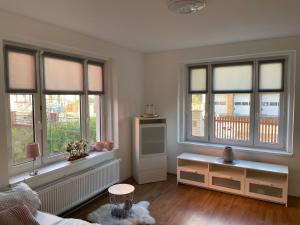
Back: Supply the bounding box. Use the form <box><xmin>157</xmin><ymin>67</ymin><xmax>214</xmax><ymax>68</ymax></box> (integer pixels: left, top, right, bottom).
<box><xmin>213</xmin><ymin>63</ymin><xmax>253</xmax><ymax>93</ymax></box>
<box><xmin>88</xmin><ymin>63</ymin><xmax>104</xmax><ymax>94</ymax></box>
<box><xmin>259</xmin><ymin>61</ymin><xmax>284</xmax><ymax>91</ymax></box>
<box><xmin>43</xmin><ymin>55</ymin><xmax>84</xmax><ymax>93</ymax></box>
<box><xmin>189</xmin><ymin>67</ymin><xmax>207</xmax><ymax>93</ymax></box>
<box><xmin>6</xmin><ymin>48</ymin><xmax>37</xmax><ymax>92</ymax></box>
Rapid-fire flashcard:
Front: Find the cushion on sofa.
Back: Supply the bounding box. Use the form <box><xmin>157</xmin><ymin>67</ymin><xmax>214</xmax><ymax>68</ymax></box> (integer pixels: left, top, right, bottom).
<box><xmin>0</xmin><ymin>182</ymin><xmax>41</xmax><ymax>214</ymax></box>
<box><xmin>0</xmin><ymin>204</ymin><xmax>40</xmax><ymax>225</ymax></box>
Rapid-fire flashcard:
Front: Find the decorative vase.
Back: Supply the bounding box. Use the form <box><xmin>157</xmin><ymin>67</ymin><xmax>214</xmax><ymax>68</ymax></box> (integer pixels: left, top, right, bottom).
<box><xmin>223</xmin><ymin>146</ymin><xmax>234</xmax><ymax>163</ymax></box>
<box><xmin>95</xmin><ymin>141</ymin><xmax>105</xmax><ymax>151</ymax></box>
<box><xmin>105</xmin><ymin>141</ymin><xmax>114</xmax><ymax>151</ymax></box>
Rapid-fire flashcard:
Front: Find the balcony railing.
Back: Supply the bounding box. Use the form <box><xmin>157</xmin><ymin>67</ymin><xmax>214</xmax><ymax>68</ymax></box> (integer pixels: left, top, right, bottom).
<box><xmin>214</xmin><ymin>116</ymin><xmax>279</xmax><ymax>143</ymax></box>
<box><xmin>259</xmin><ymin>117</ymin><xmax>279</xmax><ymax>143</ymax></box>
<box><xmin>214</xmin><ymin>116</ymin><xmax>250</xmax><ymax>141</ymax></box>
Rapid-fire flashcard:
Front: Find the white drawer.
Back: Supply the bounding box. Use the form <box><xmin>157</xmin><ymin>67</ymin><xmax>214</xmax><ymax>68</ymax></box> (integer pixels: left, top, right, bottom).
<box><xmin>138</xmin><ymin>167</ymin><xmax>167</xmax><ymax>184</ymax></box>
<box><xmin>245</xmin><ymin>180</ymin><xmax>287</xmax><ymax>204</ymax></box>
<box><xmin>139</xmin><ymin>155</ymin><xmax>166</xmax><ymax>170</ymax></box>
<box><xmin>209</xmin><ymin>173</ymin><xmax>245</xmax><ymax>195</ymax></box>
<box><xmin>177</xmin><ymin>169</ymin><xmax>208</xmax><ymax>188</ymax></box>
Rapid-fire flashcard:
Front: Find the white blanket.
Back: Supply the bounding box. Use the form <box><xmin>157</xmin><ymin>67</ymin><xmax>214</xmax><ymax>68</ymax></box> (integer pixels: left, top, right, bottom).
<box><xmin>53</xmin><ymin>218</ymin><xmax>98</xmax><ymax>225</ymax></box>
<box><xmin>35</xmin><ymin>211</ymin><xmax>100</xmax><ymax>225</ymax></box>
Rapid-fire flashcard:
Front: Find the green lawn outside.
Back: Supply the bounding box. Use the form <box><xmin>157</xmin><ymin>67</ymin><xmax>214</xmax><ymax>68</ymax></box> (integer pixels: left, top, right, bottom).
<box><xmin>12</xmin><ymin>117</ymin><xmax>97</xmax><ymax>163</ymax></box>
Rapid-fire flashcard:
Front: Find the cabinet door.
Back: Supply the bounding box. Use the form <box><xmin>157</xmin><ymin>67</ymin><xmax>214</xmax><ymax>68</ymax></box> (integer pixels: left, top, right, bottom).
<box><xmin>245</xmin><ymin>180</ymin><xmax>287</xmax><ymax>204</ymax></box>
<box><xmin>178</xmin><ymin>170</ymin><xmax>208</xmax><ymax>187</ymax></box>
<box><xmin>140</xmin><ymin>124</ymin><xmax>166</xmax><ymax>155</ymax></box>
<box><xmin>209</xmin><ymin>174</ymin><xmax>245</xmax><ymax>195</ymax></box>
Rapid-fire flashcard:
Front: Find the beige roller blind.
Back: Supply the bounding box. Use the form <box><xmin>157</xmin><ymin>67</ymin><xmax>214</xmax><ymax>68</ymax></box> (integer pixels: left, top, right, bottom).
<box><xmin>189</xmin><ymin>67</ymin><xmax>207</xmax><ymax>93</ymax></box>
<box><xmin>88</xmin><ymin>63</ymin><xmax>104</xmax><ymax>93</ymax></box>
<box><xmin>44</xmin><ymin>55</ymin><xmax>84</xmax><ymax>93</ymax></box>
<box><xmin>259</xmin><ymin>61</ymin><xmax>284</xmax><ymax>91</ymax></box>
<box><xmin>6</xmin><ymin>49</ymin><xmax>36</xmax><ymax>92</ymax></box>
<box><xmin>213</xmin><ymin>63</ymin><xmax>253</xmax><ymax>93</ymax></box>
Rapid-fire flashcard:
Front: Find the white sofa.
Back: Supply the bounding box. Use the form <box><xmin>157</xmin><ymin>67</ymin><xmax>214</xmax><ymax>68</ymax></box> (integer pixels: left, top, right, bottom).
<box><xmin>0</xmin><ymin>182</ymin><xmax>99</xmax><ymax>225</ymax></box>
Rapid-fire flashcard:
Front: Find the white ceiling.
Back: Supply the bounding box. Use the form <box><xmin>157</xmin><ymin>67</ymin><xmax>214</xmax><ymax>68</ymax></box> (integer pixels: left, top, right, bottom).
<box><xmin>0</xmin><ymin>0</ymin><xmax>299</xmax><ymax>53</ymax></box>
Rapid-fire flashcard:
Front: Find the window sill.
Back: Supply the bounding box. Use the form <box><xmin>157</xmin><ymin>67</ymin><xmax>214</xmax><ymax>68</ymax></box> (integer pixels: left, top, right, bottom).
<box><xmin>178</xmin><ymin>141</ymin><xmax>293</xmax><ymax>156</ymax></box>
<box><xmin>9</xmin><ymin>150</ymin><xmax>118</xmax><ymax>186</ymax></box>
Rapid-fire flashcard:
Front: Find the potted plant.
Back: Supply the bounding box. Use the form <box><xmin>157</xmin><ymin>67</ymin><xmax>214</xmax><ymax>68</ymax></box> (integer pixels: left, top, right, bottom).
<box><xmin>66</xmin><ymin>139</ymin><xmax>89</xmax><ymax>161</ymax></box>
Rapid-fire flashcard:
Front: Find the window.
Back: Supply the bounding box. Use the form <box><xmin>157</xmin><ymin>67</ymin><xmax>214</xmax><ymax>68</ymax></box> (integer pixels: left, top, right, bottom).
<box><xmin>213</xmin><ymin>93</ymin><xmax>251</xmax><ymax>142</ymax></box>
<box><xmin>186</xmin><ymin>56</ymin><xmax>291</xmax><ymax>151</ymax></box>
<box><xmin>5</xmin><ymin>44</ymin><xmax>106</xmax><ymax>169</ymax></box>
<box><xmin>188</xmin><ymin>66</ymin><xmax>208</xmax><ymax>139</ymax></box>
<box><xmin>87</xmin><ymin>62</ymin><xmax>104</xmax><ymax>144</ymax></box>
<box><xmin>5</xmin><ymin>46</ymin><xmax>37</xmax><ymax>165</ymax></box>
<box><xmin>257</xmin><ymin>60</ymin><xmax>284</xmax><ymax>146</ymax></box>
<box><xmin>9</xmin><ymin>94</ymin><xmax>34</xmax><ymax>164</ymax></box>
<box><xmin>43</xmin><ymin>55</ymin><xmax>84</xmax><ymax>157</ymax></box>
<box><xmin>46</xmin><ymin>95</ymin><xmax>81</xmax><ymax>156</ymax></box>
<box><xmin>88</xmin><ymin>95</ymin><xmax>102</xmax><ymax>144</ymax></box>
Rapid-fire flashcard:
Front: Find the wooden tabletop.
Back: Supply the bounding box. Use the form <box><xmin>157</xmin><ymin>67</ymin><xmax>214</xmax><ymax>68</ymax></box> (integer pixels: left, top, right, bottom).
<box><xmin>108</xmin><ymin>184</ymin><xmax>135</xmax><ymax>195</ymax></box>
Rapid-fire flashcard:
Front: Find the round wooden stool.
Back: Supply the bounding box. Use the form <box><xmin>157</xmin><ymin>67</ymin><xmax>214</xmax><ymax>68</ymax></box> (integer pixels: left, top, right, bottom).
<box><xmin>108</xmin><ymin>184</ymin><xmax>135</xmax><ymax>218</ymax></box>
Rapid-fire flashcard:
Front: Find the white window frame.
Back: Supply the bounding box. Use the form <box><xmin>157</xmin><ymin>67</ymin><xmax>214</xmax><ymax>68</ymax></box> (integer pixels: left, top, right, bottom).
<box><xmin>4</xmin><ymin>41</ymin><xmax>111</xmax><ymax>174</ymax></box>
<box><xmin>178</xmin><ymin>51</ymin><xmax>295</xmax><ymax>154</ymax></box>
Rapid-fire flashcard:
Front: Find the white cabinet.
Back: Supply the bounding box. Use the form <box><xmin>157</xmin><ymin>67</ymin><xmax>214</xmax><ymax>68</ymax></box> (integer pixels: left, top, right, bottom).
<box><xmin>133</xmin><ymin>117</ymin><xmax>167</xmax><ymax>184</ymax></box>
<box><xmin>177</xmin><ymin>153</ymin><xmax>288</xmax><ymax>206</ymax></box>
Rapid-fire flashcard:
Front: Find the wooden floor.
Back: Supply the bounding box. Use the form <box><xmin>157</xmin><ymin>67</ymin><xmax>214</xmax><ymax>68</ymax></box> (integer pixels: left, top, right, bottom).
<box><xmin>68</xmin><ymin>174</ymin><xmax>300</xmax><ymax>225</ymax></box>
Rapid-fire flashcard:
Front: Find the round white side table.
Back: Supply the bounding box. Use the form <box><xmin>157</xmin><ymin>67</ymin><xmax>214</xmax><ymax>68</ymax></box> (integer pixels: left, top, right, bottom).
<box><xmin>108</xmin><ymin>184</ymin><xmax>135</xmax><ymax>218</ymax></box>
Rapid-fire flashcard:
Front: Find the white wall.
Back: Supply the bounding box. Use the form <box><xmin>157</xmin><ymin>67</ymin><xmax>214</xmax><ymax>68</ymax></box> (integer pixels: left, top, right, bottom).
<box><xmin>0</xmin><ymin>10</ymin><xmax>144</xmax><ymax>187</ymax></box>
<box><xmin>144</xmin><ymin>36</ymin><xmax>300</xmax><ymax>197</ymax></box>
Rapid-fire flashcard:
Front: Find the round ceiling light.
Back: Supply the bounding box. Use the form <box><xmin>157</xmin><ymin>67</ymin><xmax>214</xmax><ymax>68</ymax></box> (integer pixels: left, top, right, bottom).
<box><xmin>167</xmin><ymin>0</ymin><xmax>206</xmax><ymax>14</ymax></box>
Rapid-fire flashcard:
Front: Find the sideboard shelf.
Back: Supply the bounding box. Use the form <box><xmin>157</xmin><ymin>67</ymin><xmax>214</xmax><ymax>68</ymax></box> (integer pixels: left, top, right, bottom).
<box><xmin>177</xmin><ymin>153</ymin><xmax>288</xmax><ymax>206</ymax></box>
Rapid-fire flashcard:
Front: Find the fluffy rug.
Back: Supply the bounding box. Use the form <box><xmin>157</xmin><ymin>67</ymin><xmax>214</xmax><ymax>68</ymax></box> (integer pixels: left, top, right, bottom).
<box><xmin>87</xmin><ymin>201</ymin><xmax>155</xmax><ymax>225</ymax></box>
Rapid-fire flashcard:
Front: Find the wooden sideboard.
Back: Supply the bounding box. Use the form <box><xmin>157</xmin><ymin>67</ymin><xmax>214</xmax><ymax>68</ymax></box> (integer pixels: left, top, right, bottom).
<box><xmin>177</xmin><ymin>153</ymin><xmax>288</xmax><ymax>206</ymax></box>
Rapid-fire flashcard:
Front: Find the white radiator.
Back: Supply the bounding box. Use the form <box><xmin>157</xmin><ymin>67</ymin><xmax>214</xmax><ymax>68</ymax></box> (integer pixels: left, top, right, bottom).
<box><xmin>37</xmin><ymin>159</ymin><xmax>120</xmax><ymax>215</ymax></box>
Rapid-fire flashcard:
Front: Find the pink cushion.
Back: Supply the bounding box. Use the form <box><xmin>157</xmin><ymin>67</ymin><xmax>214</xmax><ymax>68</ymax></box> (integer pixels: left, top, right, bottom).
<box><xmin>0</xmin><ymin>204</ymin><xmax>39</xmax><ymax>225</ymax></box>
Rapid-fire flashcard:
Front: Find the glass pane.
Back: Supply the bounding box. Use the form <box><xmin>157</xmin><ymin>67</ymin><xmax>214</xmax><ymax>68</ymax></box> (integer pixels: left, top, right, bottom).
<box><xmin>214</xmin><ymin>94</ymin><xmax>250</xmax><ymax>141</ymax></box>
<box><xmin>191</xmin><ymin>94</ymin><xmax>206</xmax><ymax>137</ymax></box>
<box><xmin>88</xmin><ymin>64</ymin><xmax>103</xmax><ymax>92</ymax></box>
<box><xmin>141</xmin><ymin>126</ymin><xmax>165</xmax><ymax>154</ymax></box>
<box><xmin>10</xmin><ymin>94</ymin><xmax>34</xmax><ymax>164</ymax></box>
<box><xmin>8</xmin><ymin>51</ymin><xmax>36</xmax><ymax>90</ymax></box>
<box><xmin>213</xmin><ymin>64</ymin><xmax>252</xmax><ymax>92</ymax></box>
<box><xmin>46</xmin><ymin>95</ymin><xmax>81</xmax><ymax>155</ymax></box>
<box><xmin>190</xmin><ymin>67</ymin><xmax>207</xmax><ymax>92</ymax></box>
<box><xmin>44</xmin><ymin>57</ymin><xmax>83</xmax><ymax>92</ymax></box>
<box><xmin>259</xmin><ymin>62</ymin><xmax>283</xmax><ymax>91</ymax></box>
<box><xmin>259</xmin><ymin>93</ymin><xmax>280</xmax><ymax>144</ymax></box>
<box><xmin>88</xmin><ymin>95</ymin><xmax>102</xmax><ymax>144</ymax></box>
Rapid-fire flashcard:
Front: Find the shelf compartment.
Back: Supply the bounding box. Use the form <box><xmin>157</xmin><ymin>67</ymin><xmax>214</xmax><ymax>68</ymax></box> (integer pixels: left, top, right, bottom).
<box><xmin>246</xmin><ymin>170</ymin><xmax>287</xmax><ymax>187</ymax></box>
<box><xmin>177</xmin><ymin>159</ymin><xmax>208</xmax><ymax>173</ymax></box>
<box><xmin>209</xmin><ymin>164</ymin><xmax>245</xmax><ymax>178</ymax></box>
